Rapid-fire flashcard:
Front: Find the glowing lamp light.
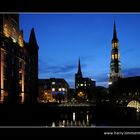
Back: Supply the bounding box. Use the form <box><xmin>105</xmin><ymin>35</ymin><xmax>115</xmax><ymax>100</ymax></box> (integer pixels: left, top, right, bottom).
<box><xmin>12</xmin><ymin>37</ymin><xmax>16</xmax><ymax>43</ymax></box>
<box><xmin>52</xmin><ymin>88</ymin><xmax>55</xmax><ymax>91</ymax></box>
<box><xmin>58</xmin><ymin>88</ymin><xmax>62</xmax><ymax>91</ymax></box>
<box><xmin>108</xmin><ymin>82</ymin><xmax>112</xmax><ymax>85</ymax></box>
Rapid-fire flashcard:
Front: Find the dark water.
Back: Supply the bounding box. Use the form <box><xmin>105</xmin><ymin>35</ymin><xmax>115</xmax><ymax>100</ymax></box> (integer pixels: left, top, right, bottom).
<box><xmin>0</xmin><ymin>104</ymin><xmax>139</xmax><ymax>127</ymax></box>
<box><xmin>44</xmin><ymin>105</ymin><xmax>140</xmax><ymax>127</ymax></box>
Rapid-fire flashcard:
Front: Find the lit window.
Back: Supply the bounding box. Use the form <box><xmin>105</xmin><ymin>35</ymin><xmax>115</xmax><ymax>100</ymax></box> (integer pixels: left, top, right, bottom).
<box><xmin>62</xmin><ymin>88</ymin><xmax>65</xmax><ymax>91</ymax></box>
<box><xmin>118</xmin><ymin>54</ymin><xmax>120</xmax><ymax>59</ymax></box>
<box><xmin>112</xmin><ymin>43</ymin><xmax>114</xmax><ymax>48</ymax></box>
<box><xmin>3</xmin><ymin>24</ymin><xmax>9</xmax><ymax>37</ymax></box>
<box><xmin>84</xmin><ymin>84</ymin><xmax>86</xmax><ymax>86</ymax></box>
<box><xmin>12</xmin><ymin>37</ymin><xmax>16</xmax><ymax>43</ymax></box>
<box><xmin>18</xmin><ymin>35</ymin><xmax>23</xmax><ymax>47</ymax></box>
<box><xmin>52</xmin><ymin>82</ymin><xmax>55</xmax><ymax>85</ymax></box>
<box><xmin>108</xmin><ymin>82</ymin><xmax>112</xmax><ymax>85</ymax></box>
<box><xmin>11</xmin><ymin>28</ymin><xmax>17</xmax><ymax>43</ymax></box>
<box><xmin>52</xmin><ymin>88</ymin><xmax>55</xmax><ymax>91</ymax></box>
<box><xmin>112</xmin><ymin>54</ymin><xmax>114</xmax><ymax>59</ymax></box>
<box><xmin>81</xmin><ymin>84</ymin><xmax>83</xmax><ymax>86</ymax></box>
<box><xmin>58</xmin><ymin>88</ymin><xmax>61</xmax><ymax>91</ymax></box>
<box><xmin>115</xmin><ymin>54</ymin><xmax>117</xmax><ymax>59</ymax></box>
<box><xmin>115</xmin><ymin>42</ymin><xmax>118</xmax><ymax>48</ymax></box>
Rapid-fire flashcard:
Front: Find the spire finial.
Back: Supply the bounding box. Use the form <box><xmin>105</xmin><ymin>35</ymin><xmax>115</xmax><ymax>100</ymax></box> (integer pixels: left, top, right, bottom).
<box><xmin>29</xmin><ymin>28</ymin><xmax>38</xmax><ymax>47</ymax></box>
<box><xmin>112</xmin><ymin>19</ymin><xmax>118</xmax><ymax>41</ymax></box>
<box><xmin>77</xmin><ymin>57</ymin><xmax>82</xmax><ymax>77</ymax></box>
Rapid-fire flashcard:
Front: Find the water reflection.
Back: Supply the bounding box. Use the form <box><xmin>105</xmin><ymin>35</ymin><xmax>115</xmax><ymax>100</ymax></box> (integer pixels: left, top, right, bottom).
<box><xmin>48</xmin><ymin>110</ymin><xmax>95</xmax><ymax>127</ymax></box>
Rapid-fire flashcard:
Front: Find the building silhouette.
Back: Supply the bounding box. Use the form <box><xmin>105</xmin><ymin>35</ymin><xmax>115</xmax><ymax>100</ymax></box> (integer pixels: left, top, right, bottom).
<box><xmin>109</xmin><ymin>20</ymin><xmax>122</xmax><ymax>86</ymax></box>
<box><xmin>75</xmin><ymin>58</ymin><xmax>96</xmax><ymax>101</ymax></box>
<box><xmin>0</xmin><ymin>14</ymin><xmax>39</xmax><ymax>103</ymax></box>
<box><xmin>38</xmin><ymin>78</ymin><xmax>69</xmax><ymax>103</ymax></box>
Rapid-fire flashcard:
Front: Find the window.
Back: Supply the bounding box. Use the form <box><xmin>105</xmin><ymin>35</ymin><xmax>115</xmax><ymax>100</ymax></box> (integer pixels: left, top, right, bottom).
<box><xmin>115</xmin><ymin>54</ymin><xmax>117</xmax><ymax>59</ymax></box>
<box><xmin>118</xmin><ymin>54</ymin><xmax>120</xmax><ymax>59</ymax></box>
<box><xmin>18</xmin><ymin>35</ymin><xmax>23</xmax><ymax>47</ymax></box>
<box><xmin>3</xmin><ymin>24</ymin><xmax>9</xmax><ymax>37</ymax></box>
<box><xmin>4</xmin><ymin>52</ymin><xmax>7</xmax><ymax>62</ymax></box>
<box><xmin>114</xmin><ymin>42</ymin><xmax>118</xmax><ymax>48</ymax></box>
<box><xmin>112</xmin><ymin>54</ymin><xmax>114</xmax><ymax>59</ymax></box>
<box><xmin>52</xmin><ymin>88</ymin><xmax>55</xmax><ymax>91</ymax></box>
<box><xmin>52</xmin><ymin>82</ymin><xmax>55</xmax><ymax>85</ymax></box>
<box><xmin>4</xmin><ymin>65</ymin><xmax>7</xmax><ymax>76</ymax></box>
<box><xmin>12</xmin><ymin>56</ymin><xmax>14</xmax><ymax>65</ymax></box>
<box><xmin>58</xmin><ymin>88</ymin><xmax>61</xmax><ymax>91</ymax></box>
<box><xmin>112</xmin><ymin>43</ymin><xmax>114</xmax><ymax>48</ymax></box>
<box><xmin>62</xmin><ymin>88</ymin><xmax>65</xmax><ymax>91</ymax></box>
<box><xmin>11</xmin><ymin>27</ymin><xmax>17</xmax><ymax>43</ymax></box>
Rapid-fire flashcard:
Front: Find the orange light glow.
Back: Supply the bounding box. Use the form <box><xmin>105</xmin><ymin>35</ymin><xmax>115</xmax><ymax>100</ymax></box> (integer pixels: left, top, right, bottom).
<box><xmin>78</xmin><ymin>91</ymin><xmax>84</xmax><ymax>97</ymax></box>
<box><xmin>0</xmin><ymin>49</ymin><xmax>4</xmax><ymax>103</ymax></box>
<box><xmin>3</xmin><ymin>24</ymin><xmax>10</xmax><ymax>37</ymax></box>
<box><xmin>21</xmin><ymin>61</ymin><xmax>24</xmax><ymax>103</ymax></box>
<box><xmin>18</xmin><ymin>35</ymin><xmax>24</xmax><ymax>47</ymax></box>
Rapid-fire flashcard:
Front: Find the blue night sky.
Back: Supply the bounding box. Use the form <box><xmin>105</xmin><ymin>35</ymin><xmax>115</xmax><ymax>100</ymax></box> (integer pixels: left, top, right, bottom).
<box><xmin>19</xmin><ymin>13</ymin><xmax>140</xmax><ymax>88</ymax></box>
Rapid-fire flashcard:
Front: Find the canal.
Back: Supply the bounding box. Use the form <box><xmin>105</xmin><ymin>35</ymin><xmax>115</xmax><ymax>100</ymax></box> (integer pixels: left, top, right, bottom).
<box><xmin>0</xmin><ymin>104</ymin><xmax>139</xmax><ymax>127</ymax></box>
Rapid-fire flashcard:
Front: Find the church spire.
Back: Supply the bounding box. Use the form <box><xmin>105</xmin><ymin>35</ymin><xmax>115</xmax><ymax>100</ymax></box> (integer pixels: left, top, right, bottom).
<box><xmin>112</xmin><ymin>20</ymin><xmax>118</xmax><ymax>41</ymax></box>
<box><xmin>77</xmin><ymin>58</ymin><xmax>82</xmax><ymax>77</ymax></box>
<box><xmin>29</xmin><ymin>28</ymin><xmax>38</xmax><ymax>47</ymax></box>
<box><xmin>109</xmin><ymin>20</ymin><xmax>122</xmax><ymax>85</ymax></box>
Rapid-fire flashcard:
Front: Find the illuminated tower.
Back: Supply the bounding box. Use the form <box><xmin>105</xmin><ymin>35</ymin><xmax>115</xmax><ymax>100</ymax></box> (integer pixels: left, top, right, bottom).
<box><xmin>109</xmin><ymin>20</ymin><xmax>122</xmax><ymax>85</ymax></box>
<box><xmin>0</xmin><ymin>14</ymin><xmax>39</xmax><ymax>103</ymax></box>
<box><xmin>0</xmin><ymin>14</ymin><xmax>24</xmax><ymax>103</ymax></box>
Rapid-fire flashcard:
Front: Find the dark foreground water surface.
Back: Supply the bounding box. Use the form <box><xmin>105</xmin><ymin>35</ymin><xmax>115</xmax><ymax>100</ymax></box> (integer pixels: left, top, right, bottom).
<box><xmin>0</xmin><ymin>104</ymin><xmax>140</xmax><ymax>127</ymax></box>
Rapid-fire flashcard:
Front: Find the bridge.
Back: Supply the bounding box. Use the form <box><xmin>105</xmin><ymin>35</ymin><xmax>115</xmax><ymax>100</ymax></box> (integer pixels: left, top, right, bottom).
<box><xmin>58</xmin><ymin>102</ymin><xmax>94</xmax><ymax>107</ymax></box>
<box><xmin>114</xmin><ymin>97</ymin><xmax>140</xmax><ymax>112</ymax></box>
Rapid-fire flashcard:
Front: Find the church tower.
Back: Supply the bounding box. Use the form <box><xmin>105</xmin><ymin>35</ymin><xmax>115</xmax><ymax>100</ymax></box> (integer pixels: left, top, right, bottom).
<box><xmin>109</xmin><ymin>20</ymin><xmax>122</xmax><ymax>85</ymax></box>
<box><xmin>75</xmin><ymin>58</ymin><xmax>83</xmax><ymax>98</ymax></box>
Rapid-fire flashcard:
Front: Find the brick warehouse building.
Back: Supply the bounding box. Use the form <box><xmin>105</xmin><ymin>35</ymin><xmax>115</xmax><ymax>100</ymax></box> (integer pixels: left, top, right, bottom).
<box><xmin>0</xmin><ymin>14</ymin><xmax>39</xmax><ymax>103</ymax></box>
